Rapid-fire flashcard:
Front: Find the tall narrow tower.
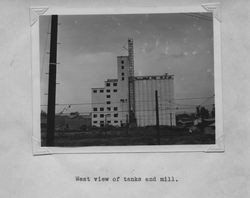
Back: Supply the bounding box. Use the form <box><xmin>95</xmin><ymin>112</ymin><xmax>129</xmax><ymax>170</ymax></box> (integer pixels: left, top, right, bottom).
<box><xmin>128</xmin><ymin>38</ymin><xmax>136</xmax><ymax>126</ymax></box>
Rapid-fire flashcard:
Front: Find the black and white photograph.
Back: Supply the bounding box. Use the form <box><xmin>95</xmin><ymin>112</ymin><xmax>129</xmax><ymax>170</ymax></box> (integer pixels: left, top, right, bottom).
<box><xmin>2</xmin><ymin>1</ymin><xmax>249</xmax><ymax>197</ymax></box>
<box><xmin>39</xmin><ymin>12</ymin><xmax>216</xmax><ymax>147</ymax></box>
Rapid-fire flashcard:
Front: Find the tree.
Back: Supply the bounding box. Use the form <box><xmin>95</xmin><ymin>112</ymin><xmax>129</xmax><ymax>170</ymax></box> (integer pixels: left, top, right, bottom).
<box><xmin>200</xmin><ymin>106</ymin><xmax>209</xmax><ymax>119</ymax></box>
<box><xmin>211</xmin><ymin>104</ymin><xmax>215</xmax><ymax>117</ymax></box>
<box><xmin>41</xmin><ymin>110</ymin><xmax>47</xmax><ymax>118</ymax></box>
<box><xmin>196</xmin><ymin>105</ymin><xmax>201</xmax><ymax>117</ymax></box>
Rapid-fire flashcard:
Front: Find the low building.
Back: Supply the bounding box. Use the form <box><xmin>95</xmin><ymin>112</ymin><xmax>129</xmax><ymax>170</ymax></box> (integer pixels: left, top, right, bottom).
<box><xmin>41</xmin><ymin>113</ymin><xmax>92</xmax><ymax>131</ymax></box>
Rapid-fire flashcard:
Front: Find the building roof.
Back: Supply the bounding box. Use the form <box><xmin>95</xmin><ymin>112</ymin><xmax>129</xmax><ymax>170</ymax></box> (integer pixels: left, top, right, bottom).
<box><xmin>134</xmin><ymin>74</ymin><xmax>174</xmax><ymax>80</ymax></box>
<box><xmin>117</xmin><ymin>56</ymin><xmax>128</xmax><ymax>58</ymax></box>
<box><xmin>105</xmin><ymin>79</ymin><xmax>118</xmax><ymax>82</ymax></box>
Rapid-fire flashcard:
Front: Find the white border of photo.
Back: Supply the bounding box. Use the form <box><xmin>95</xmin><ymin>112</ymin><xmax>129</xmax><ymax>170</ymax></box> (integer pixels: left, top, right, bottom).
<box><xmin>30</xmin><ymin>4</ymin><xmax>224</xmax><ymax>155</ymax></box>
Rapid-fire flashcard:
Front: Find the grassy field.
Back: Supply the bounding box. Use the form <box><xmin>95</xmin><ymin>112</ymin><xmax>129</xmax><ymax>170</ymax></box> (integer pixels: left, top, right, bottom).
<box><xmin>41</xmin><ymin>126</ymin><xmax>215</xmax><ymax>147</ymax></box>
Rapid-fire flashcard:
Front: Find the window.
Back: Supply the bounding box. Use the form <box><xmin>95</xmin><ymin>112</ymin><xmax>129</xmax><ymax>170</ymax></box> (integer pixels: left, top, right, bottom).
<box><xmin>113</xmin><ymin>83</ymin><xmax>117</xmax><ymax>86</ymax></box>
<box><xmin>113</xmin><ymin>89</ymin><xmax>117</xmax><ymax>93</ymax></box>
<box><xmin>121</xmin><ymin>60</ymin><xmax>124</xmax><ymax>64</ymax></box>
<box><xmin>100</xmin><ymin>89</ymin><xmax>104</xmax><ymax>93</ymax></box>
<box><xmin>93</xmin><ymin>107</ymin><xmax>97</xmax><ymax>111</ymax></box>
<box><xmin>106</xmin><ymin>83</ymin><xmax>110</xmax><ymax>87</ymax></box>
<box><xmin>100</xmin><ymin>121</ymin><xmax>104</xmax><ymax>124</ymax></box>
<box><xmin>107</xmin><ymin>121</ymin><xmax>111</xmax><ymax>124</ymax></box>
<box><xmin>106</xmin><ymin>95</ymin><xmax>110</xmax><ymax>98</ymax></box>
<box><xmin>93</xmin><ymin>114</ymin><xmax>97</xmax><ymax>118</ymax></box>
<box><xmin>93</xmin><ymin>121</ymin><xmax>97</xmax><ymax>124</ymax></box>
<box><xmin>122</xmin><ymin>77</ymin><xmax>124</xmax><ymax>81</ymax></box>
<box><xmin>114</xmin><ymin>113</ymin><xmax>118</xmax><ymax>117</ymax></box>
<box><xmin>121</xmin><ymin>72</ymin><xmax>124</xmax><ymax>76</ymax></box>
<box><xmin>114</xmin><ymin>107</ymin><xmax>118</xmax><ymax>111</ymax></box>
<box><xmin>107</xmin><ymin>107</ymin><xmax>111</xmax><ymax>111</ymax></box>
<box><xmin>100</xmin><ymin>114</ymin><xmax>104</xmax><ymax>118</ymax></box>
<box><xmin>106</xmin><ymin>101</ymin><xmax>111</xmax><ymax>105</ymax></box>
<box><xmin>121</xmin><ymin>66</ymin><xmax>124</xmax><ymax>69</ymax></box>
<box><xmin>100</xmin><ymin>107</ymin><xmax>104</xmax><ymax>111</ymax></box>
<box><xmin>114</xmin><ymin>120</ymin><xmax>118</xmax><ymax>123</ymax></box>
<box><xmin>106</xmin><ymin>89</ymin><xmax>110</xmax><ymax>93</ymax></box>
<box><xmin>93</xmin><ymin>90</ymin><xmax>97</xmax><ymax>93</ymax></box>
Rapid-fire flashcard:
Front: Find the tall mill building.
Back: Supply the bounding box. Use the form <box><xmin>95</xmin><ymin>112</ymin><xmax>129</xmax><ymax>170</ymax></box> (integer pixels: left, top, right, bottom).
<box><xmin>91</xmin><ymin>39</ymin><xmax>176</xmax><ymax>127</ymax></box>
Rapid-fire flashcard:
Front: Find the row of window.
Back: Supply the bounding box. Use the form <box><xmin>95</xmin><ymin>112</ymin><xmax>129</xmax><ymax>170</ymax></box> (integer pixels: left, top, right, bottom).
<box><xmin>93</xmin><ymin>89</ymin><xmax>117</xmax><ymax>93</ymax></box>
<box><xmin>121</xmin><ymin>61</ymin><xmax>125</xmax><ymax>79</ymax></box>
<box><xmin>93</xmin><ymin>113</ymin><xmax>119</xmax><ymax>118</ymax></box>
<box><xmin>93</xmin><ymin>120</ymin><xmax>119</xmax><ymax>124</ymax></box>
<box><xmin>106</xmin><ymin>82</ymin><xmax>117</xmax><ymax>87</ymax></box>
<box><xmin>93</xmin><ymin>107</ymin><xmax>118</xmax><ymax>111</ymax></box>
<box><xmin>121</xmin><ymin>68</ymin><xmax>125</xmax><ymax>81</ymax></box>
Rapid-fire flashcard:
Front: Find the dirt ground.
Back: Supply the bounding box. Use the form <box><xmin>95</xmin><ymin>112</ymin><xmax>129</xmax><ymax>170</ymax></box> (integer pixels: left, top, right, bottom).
<box><xmin>41</xmin><ymin>126</ymin><xmax>215</xmax><ymax>147</ymax></box>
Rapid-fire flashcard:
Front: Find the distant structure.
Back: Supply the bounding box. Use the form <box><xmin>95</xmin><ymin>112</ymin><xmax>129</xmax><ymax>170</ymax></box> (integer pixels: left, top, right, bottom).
<box><xmin>91</xmin><ymin>39</ymin><xmax>176</xmax><ymax>127</ymax></box>
<box><xmin>41</xmin><ymin>112</ymin><xmax>91</xmax><ymax>132</ymax></box>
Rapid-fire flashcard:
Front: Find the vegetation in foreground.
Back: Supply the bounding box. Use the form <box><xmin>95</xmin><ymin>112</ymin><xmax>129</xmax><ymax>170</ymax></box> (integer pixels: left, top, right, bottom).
<box><xmin>41</xmin><ymin>125</ymin><xmax>215</xmax><ymax>147</ymax></box>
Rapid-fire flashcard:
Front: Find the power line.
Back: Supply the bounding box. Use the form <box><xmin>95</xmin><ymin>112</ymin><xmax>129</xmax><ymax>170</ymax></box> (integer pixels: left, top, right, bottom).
<box><xmin>174</xmin><ymin>95</ymin><xmax>214</xmax><ymax>100</ymax></box>
<box><xmin>50</xmin><ymin>107</ymin><xmax>198</xmax><ymax>115</ymax></box>
<box><xmin>40</xmin><ymin>96</ymin><xmax>214</xmax><ymax>106</ymax></box>
<box><xmin>41</xmin><ymin>105</ymin><xmax>211</xmax><ymax>115</ymax></box>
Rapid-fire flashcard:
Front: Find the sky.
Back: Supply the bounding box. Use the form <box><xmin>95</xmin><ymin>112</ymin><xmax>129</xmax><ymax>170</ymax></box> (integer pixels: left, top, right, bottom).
<box><xmin>40</xmin><ymin>13</ymin><xmax>214</xmax><ymax>114</ymax></box>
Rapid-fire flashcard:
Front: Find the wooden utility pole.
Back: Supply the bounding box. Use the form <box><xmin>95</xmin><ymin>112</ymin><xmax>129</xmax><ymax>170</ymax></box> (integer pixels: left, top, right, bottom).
<box><xmin>126</xmin><ymin>114</ymin><xmax>129</xmax><ymax>136</ymax></box>
<box><xmin>155</xmin><ymin>90</ymin><xmax>160</xmax><ymax>145</ymax></box>
<box><xmin>46</xmin><ymin>15</ymin><xmax>58</xmax><ymax>146</ymax></box>
<box><xmin>170</xmin><ymin>112</ymin><xmax>172</xmax><ymax>127</ymax></box>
